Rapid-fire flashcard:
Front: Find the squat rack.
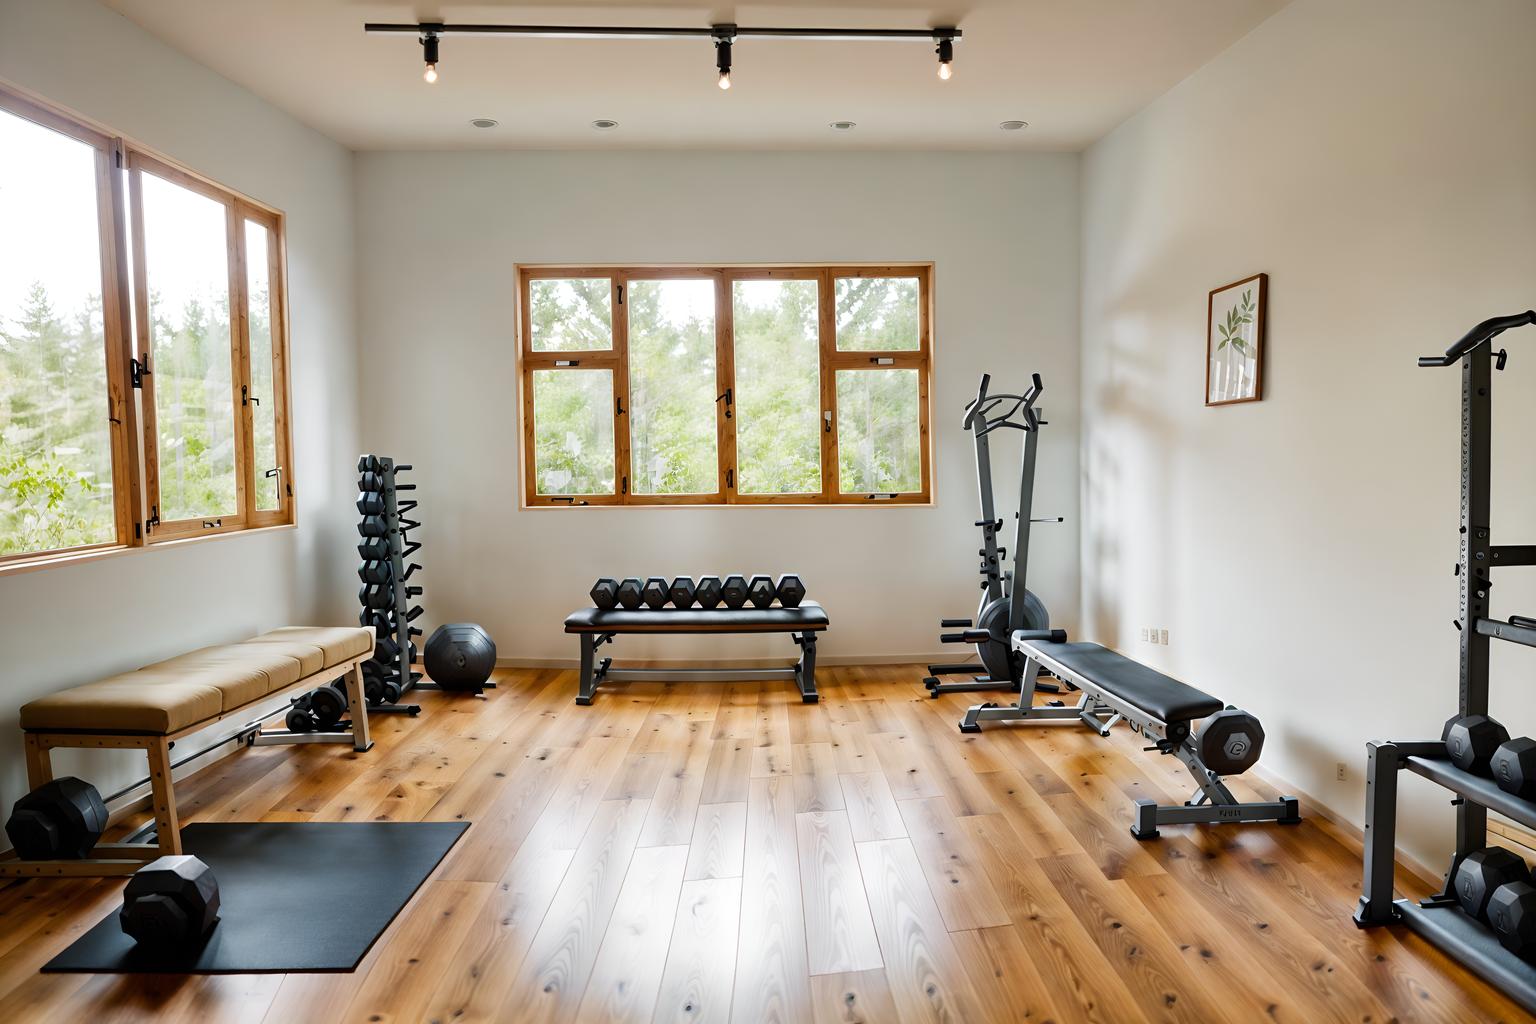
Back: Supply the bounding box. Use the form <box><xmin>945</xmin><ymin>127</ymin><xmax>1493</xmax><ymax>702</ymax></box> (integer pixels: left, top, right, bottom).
<box><xmin>1355</xmin><ymin>310</ymin><xmax>1536</xmax><ymax>1010</ymax></box>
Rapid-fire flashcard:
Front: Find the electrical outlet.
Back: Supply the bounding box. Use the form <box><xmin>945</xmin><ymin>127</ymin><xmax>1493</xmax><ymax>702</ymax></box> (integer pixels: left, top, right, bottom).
<box><xmin>1159</xmin><ymin>628</ymin><xmax>1169</xmax><ymax>645</ymax></box>
<box><xmin>1336</xmin><ymin>762</ymin><xmax>1347</xmax><ymax>782</ymax></box>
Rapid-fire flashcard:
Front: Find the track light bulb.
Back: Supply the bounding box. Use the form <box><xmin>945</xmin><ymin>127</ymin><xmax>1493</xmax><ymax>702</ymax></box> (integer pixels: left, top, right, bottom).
<box><xmin>936</xmin><ymin>36</ymin><xmax>954</xmax><ymax>80</ymax></box>
<box><xmin>938</xmin><ymin>61</ymin><xmax>952</xmax><ymax>80</ymax></box>
<box><xmin>715</xmin><ymin>37</ymin><xmax>733</xmax><ymax>91</ymax></box>
<box><xmin>421</xmin><ymin>32</ymin><xmax>440</xmax><ymax>84</ymax></box>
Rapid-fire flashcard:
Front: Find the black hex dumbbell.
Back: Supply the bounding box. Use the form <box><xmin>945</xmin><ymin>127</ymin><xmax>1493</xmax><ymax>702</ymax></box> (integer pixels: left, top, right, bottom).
<box><xmin>721</xmin><ymin>575</ymin><xmax>749</xmax><ymax>609</ymax></box>
<box><xmin>747</xmin><ymin>574</ymin><xmax>776</xmax><ymax>609</ymax></box>
<box><xmin>5</xmin><ymin>777</ymin><xmax>108</xmax><ymax>860</ymax></box>
<box><xmin>775</xmin><ymin>574</ymin><xmax>806</xmax><ymax>608</ymax></box>
<box><xmin>616</xmin><ymin>578</ymin><xmax>644</xmax><ymax>610</ymax></box>
<box><xmin>1445</xmin><ymin>714</ymin><xmax>1510</xmax><ymax>775</ymax></box>
<box><xmin>1490</xmin><ymin>881</ymin><xmax>1536</xmax><ymax>962</ymax></box>
<box><xmin>642</xmin><ymin>577</ymin><xmax>670</xmax><ymax>610</ymax></box>
<box><xmin>695</xmin><ymin>576</ymin><xmax>724</xmax><ymax>609</ymax></box>
<box><xmin>357</xmin><ymin>492</ymin><xmax>386</xmax><ymax>516</ymax></box>
<box><xmin>120</xmin><ymin>855</ymin><xmax>221</xmax><ymax>949</ymax></box>
<box><xmin>1494</xmin><ymin>738</ymin><xmax>1536</xmax><ymax>801</ymax></box>
<box><xmin>670</xmin><ymin>576</ymin><xmax>697</xmax><ymax>608</ymax></box>
<box><xmin>1455</xmin><ymin>847</ymin><xmax>1529</xmax><ymax>922</ymax></box>
<box><xmin>591</xmin><ymin>578</ymin><xmax>620</xmax><ymax>610</ymax></box>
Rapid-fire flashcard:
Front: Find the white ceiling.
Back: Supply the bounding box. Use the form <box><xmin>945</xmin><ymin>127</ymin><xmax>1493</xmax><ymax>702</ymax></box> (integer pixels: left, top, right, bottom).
<box><xmin>102</xmin><ymin>1</ymin><xmax>1287</xmax><ymax>151</ymax></box>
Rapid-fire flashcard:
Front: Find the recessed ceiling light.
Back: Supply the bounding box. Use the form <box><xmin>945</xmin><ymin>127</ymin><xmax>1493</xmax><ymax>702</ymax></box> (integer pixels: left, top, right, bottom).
<box><xmin>592</xmin><ymin>119</ymin><xmax>620</xmax><ymax>131</ymax></box>
<box><xmin>999</xmin><ymin>120</ymin><xmax>1028</xmax><ymax>131</ymax></box>
<box><xmin>469</xmin><ymin>117</ymin><xmax>498</xmax><ymax>129</ymax></box>
<box><xmin>829</xmin><ymin>121</ymin><xmax>857</xmax><ymax>132</ymax></box>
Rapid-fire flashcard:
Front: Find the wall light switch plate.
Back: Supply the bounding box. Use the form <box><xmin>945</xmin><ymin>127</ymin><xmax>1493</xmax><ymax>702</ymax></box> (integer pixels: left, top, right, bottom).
<box><xmin>1159</xmin><ymin>629</ymin><xmax>1169</xmax><ymax>645</ymax></box>
<box><xmin>1140</xmin><ymin>628</ymin><xmax>1149</xmax><ymax>642</ymax></box>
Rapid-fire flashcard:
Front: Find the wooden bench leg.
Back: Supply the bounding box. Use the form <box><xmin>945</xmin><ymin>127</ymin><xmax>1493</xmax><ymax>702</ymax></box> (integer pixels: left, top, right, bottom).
<box><xmin>343</xmin><ymin>660</ymin><xmax>373</xmax><ymax>751</ymax></box>
<box><xmin>22</xmin><ymin>734</ymin><xmax>54</xmax><ymax>789</ymax></box>
<box><xmin>146</xmin><ymin>736</ymin><xmax>182</xmax><ymax>856</ymax></box>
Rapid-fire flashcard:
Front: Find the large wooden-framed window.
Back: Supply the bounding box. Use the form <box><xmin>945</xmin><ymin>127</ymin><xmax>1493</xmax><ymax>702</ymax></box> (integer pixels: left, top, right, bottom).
<box><xmin>517</xmin><ymin>264</ymin><xmax>932</xmax><ymax>507</ymax></box>
<box><xmin>0</xmin><ymin>81</ymin><xmax>293</xmax><ymax>571</ymax></box>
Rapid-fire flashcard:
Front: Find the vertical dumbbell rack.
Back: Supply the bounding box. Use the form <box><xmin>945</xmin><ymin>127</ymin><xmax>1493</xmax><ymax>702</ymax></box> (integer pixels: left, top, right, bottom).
<box><xmin>358</xmin><ymin>455</ymin><xmax>425</xmax><ymax>716</ymax></box>
<box><xmin>1354</xmin><ymin>312</ymin><xmax>1536</xmax><ymax>1013</ymax></box>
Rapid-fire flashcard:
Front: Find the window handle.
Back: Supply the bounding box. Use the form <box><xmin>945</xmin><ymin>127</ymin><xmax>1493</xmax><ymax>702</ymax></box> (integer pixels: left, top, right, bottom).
<box><xmin>554</xmin><ymin>359</ymin><xmax>581</xmax><ymax>367</ymax></box>
<box><xmin>616</xmin><ymin>396</ymin><xmax>626</xmax><ymax>416</ymax></box>
<box><xmin>202</xmin><ymin>518</ymin><xmax>223</xmax><ymax>528</ymax></box>
<box><xmin>824</xmin><ymin>410</ymin><xmax>833</xmax><ymax>433</ymax></box>
<box><xmin>242</xmin><ymin>384</ymin><xmax>260</xmax><ymax>406</ymax></box>
<box><xmin>716</xmin><ymin>387</ymin><xmax>733</xmax><ymax>419</ymax></box>
<box><xmin>727</xmin><ymin>468</ymin><xmax>734</xmax><ymax>489</ymax></box>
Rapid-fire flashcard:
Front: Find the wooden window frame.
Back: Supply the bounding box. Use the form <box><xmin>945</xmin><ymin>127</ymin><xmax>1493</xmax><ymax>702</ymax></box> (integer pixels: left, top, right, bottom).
<box><xmin>517</xmin><ymin>262</ymin><xmax>933</xmax><ymax>508</ymax></box>
<box><xmin>0</xmin><ymin>80</ymin><xmax>293</xmax><ymax>574</ymax></box>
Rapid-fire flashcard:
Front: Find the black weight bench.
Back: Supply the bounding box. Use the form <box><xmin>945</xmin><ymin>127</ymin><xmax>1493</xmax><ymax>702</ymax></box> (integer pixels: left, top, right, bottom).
<box><xmin>960</xmin><ymin>631</ymin><xmax>1300</xmax><ymax>838</ymax></box>
<box><xmin>563</xmin><ymin>603</ymin><xmax>829</xmax><ymax>705</ymax></box>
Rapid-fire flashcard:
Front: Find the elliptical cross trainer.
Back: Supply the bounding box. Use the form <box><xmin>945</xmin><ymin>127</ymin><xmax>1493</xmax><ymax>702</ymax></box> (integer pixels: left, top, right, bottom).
<box><xmin>924</xmin><ymin>372</ymin><xmax>1065</xmax><ymax>698</ymax></box>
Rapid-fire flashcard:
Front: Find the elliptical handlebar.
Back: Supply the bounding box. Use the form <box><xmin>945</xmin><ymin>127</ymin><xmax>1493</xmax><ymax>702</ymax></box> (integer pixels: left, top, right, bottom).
<box><xmin>963</xmin><ymin>372</ymin><xmax>1045</xmax><ymax>436</ymax></box>
<box><xmin>1418</xmin><ymin>311</ymin><xmax>1536</xmax><ymax>367</ymax></box>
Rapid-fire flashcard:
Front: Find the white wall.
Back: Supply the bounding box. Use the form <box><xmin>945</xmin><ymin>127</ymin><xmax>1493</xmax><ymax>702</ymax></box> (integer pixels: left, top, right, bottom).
<box><xmin>354</xmin><ymin>150</ymin><xmax>1081</xmax><ymax>663</ymax></box>
<box><xmin>0</xmin><ymin>0</ymin><xmax>360</xmax><ymax>805</ymax></box>
<box><xmin>1080</xmin><ymin>0</ymin><xmax>1536</xmax><ymax>868</ymax></box>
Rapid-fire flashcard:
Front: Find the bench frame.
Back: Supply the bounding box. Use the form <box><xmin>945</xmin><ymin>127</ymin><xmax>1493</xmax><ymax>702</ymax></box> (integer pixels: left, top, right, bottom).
<box><xmin>574</xmin><ymin>628</ymin><xmax>820</xmax><ymax>705</ymax></box>
<box><xmin>0</xmin><ymin>654</ymin><xmax>372</xmax><ymax>878</ymax></box>
<box><xmin>960</xmin><ymin>638</ymin><xmax>1299</xmax><ymax>838</ymax></box>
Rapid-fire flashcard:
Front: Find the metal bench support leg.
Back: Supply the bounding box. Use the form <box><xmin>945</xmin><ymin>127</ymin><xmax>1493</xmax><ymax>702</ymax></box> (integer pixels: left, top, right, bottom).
<box><xmin>796</xmin><ymin>632</ymin><xmax>820</xmax><ymax>703</ymax></box>
<box><xmin>576</xmin><ymin>633</ymin><xmax>598</xmax><ymax>706</ymax></box>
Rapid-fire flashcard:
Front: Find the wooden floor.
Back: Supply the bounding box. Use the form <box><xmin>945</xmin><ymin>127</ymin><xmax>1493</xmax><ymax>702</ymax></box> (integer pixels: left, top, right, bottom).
<box><xmin>0</xmin><ymin>665</ymin><xmax>1529</xmax><ymax>1023</ymax></box>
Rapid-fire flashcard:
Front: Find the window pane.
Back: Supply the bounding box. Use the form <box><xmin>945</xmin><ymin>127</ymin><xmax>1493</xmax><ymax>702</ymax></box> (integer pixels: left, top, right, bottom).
<box><xmin>529</xmin><ymin>278</ymin><xmax>612</xmax><ymax>351</ymax></box>
<box><xmin>141</xmin><ymin>171</ymin><xmax>237</xmax><ymax>521</ymax></box>
<box><xmin>246</xmin><ymin>220</ymin><xmax>281</xmax><ymax>511</ymax></box>
<box><xmin>627</xmin><ymin>280</ymin><xmax>717</xmax><ymax>495</ymax></box>
<box><xmin>532</xmin><ymin>369</ymin><xmax>614</xmax><ymax>495</ymax></box>
<box><xmin>836</xmin><ymin>369</ymin><xmax>921</xmax><ymax>494</ymax></box>
<box><xmin>835</xmin><ymin>276</ymin><xmax>920</xmax><ymax>351</ymax></box>
<box><xmin>0</xmin><ymin>110</ymin><xmax>116</xmax><ymax>556</ymax></box>
<box><xmin>732</xmin><ymin>279</ymin><xmax>821</xmax><ymax>494</ymax></box>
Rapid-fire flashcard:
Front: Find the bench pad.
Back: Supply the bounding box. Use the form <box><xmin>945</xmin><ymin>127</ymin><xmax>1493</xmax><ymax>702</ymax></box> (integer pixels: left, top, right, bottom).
<box><xmin>1017</xmin><ymin>640</ymin><xmax>1224</xmax><ymax>724</ymax></box>
<box><xmin>19</xmin><ymin>627</ymin><xmax>373</xmax><ymax>735</ymax></box>
<box><xmin>565</xmin><ymin>602</ymin><xmax>829</xmax><ymax>634</ymax></box>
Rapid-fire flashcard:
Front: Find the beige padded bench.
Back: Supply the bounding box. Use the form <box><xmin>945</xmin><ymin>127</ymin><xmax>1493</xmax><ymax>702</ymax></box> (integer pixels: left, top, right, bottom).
<box><xmin>1</xmin><ymin>626</ymin><xmax>374</xmax><ymax>877</ymax></box>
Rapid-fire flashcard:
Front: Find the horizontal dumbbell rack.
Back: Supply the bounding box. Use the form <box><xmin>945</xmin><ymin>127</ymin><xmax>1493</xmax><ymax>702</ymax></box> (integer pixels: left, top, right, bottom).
<box><xmin>1355</xmin><ymin>312</ymin><xmax>1536</xmax><ymax>1012</ymax></box>
<box><xmin>358</xmin><ymin>456</ymin><xmax>424</xmax><ymax>716</ymax></box>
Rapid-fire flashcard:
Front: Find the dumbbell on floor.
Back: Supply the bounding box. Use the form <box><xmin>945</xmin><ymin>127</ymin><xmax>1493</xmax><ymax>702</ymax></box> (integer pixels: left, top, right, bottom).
<box><xmin>120</xmin><ymin>855</ymin><xmax>221</xmax><ymax>949</ymax></box>
<box><xmin>5</xmin><ymin>777</ymin><xmax>108</xmax><ymax>860</ymax></box>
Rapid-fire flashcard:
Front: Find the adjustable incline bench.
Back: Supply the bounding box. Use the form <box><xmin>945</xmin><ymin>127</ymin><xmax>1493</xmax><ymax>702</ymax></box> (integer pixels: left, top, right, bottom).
<box><xmin>564</xmin><ymin>602</ymin><xmax>828</xmax><ymax>705</ymax></box>
<box><xmin>961</xmin><ymin>629</ymin><xmax>1300</xmax><ymax>838</ymax></box>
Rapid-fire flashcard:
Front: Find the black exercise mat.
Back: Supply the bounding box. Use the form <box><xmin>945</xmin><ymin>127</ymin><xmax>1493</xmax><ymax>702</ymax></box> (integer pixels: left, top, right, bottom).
<box><xmin>44</xmin><ymin>821</ymin><xmax>468</xmax><ymax>973</ymax></box>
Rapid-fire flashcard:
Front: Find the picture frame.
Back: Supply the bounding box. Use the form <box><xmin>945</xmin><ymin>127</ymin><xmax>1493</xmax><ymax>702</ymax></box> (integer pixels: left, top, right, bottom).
<box><xmin>1206</xmin><ymin>272</ymin><xmax>1267</xmax><ymax>406</ymax></box>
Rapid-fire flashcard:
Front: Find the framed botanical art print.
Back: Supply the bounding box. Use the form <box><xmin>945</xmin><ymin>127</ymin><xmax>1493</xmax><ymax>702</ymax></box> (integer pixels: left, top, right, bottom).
<box><xmin>1206</xmin><ymin>272</ymin><xmax>1267</xmax><ymax>406</ymax></box>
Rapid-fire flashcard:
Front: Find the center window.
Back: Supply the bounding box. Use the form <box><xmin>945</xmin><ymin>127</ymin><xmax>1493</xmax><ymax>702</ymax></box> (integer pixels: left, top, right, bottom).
<box><xmin>517</xmin><ymin>265</ymin><xmax>932</xmax><ymax>506</ymax></box>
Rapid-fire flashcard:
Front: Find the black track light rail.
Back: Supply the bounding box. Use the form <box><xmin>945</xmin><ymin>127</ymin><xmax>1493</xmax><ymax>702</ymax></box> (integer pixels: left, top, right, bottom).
<box><xmin>364</xmin><ymin>22</ymin><xmax>960</xmax><ymax>43</ymax></box>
